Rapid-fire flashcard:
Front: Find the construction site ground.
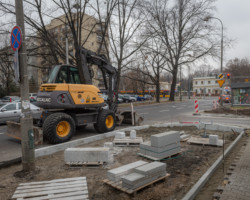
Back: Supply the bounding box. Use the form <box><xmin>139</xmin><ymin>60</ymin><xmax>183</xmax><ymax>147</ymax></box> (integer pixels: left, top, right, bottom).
<box><xmin>0</xmin><ymin>126</ymin><xmax>245</xmax><ymax>200</ymax></box>
<box><xmin>205</xmin><ymin>106</ymin><xmax>250</xmax><ymax>116</ymax></box>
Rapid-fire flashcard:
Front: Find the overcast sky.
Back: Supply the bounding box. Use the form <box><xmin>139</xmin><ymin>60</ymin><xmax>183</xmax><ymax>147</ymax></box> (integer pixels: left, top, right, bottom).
<box><xmin>216</xmin><ymin>0</ymin><xmax>250</xmax><ymax>62</ymax></box>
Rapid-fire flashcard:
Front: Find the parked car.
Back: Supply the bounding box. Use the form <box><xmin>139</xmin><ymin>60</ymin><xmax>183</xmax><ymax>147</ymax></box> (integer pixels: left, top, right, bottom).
<box><xmin>29</xmin><ymin>93</ymin><xmax>37</xmax><ymax>102</ymax></box>
<box><xmin>0</xmin><ymin>102</ymin><xmax>41</xmax><ymax>124</ymax></box>
<box><xmin>123</xmin><ymin>94</ymin><xmax>136</xmax><ymax>102</ymax></box>
<box><xmin>131</xmin><ymin>95</ymin><xmax>146</xmax><ymax>101</ymax></box>
<box><xmin>128</xmin><ymin>95</ymin><xmax>137</xmax><ymax>102</ymax></box>
<box><xmin>1</xmin><ymin>96</ymin><xmax>20</xmax><ymax>102</ymax></box>
<box><xmin>119</xmin><ymin>94</ymin><xmax>132</xmax><ymax>103</ymax></box>
<box><xmin>117</xmin><ymin>97</ymin><xmax>123</xmax><ymax>104</ymax></box>
<box><xmin>144</xmin><ymin>94</ymin><xmax>154</xmax><ymax>100</ymax></box>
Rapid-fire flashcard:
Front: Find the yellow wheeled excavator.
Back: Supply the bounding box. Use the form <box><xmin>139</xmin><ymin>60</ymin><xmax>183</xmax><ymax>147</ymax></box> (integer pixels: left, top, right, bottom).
<box><xmin>6</xmin><ymin>47</ymin><xmax>143</xmax><ymax>144</ymax></box>
<box><xmin>36</xmin><ymin>47</ymin><xmax>121</xmax><ymax>144</ymax></box>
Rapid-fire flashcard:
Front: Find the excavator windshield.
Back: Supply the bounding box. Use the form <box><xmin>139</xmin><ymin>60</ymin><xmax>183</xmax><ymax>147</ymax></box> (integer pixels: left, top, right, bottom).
<box><xmin>47</xmin><ymin>65</ymin><xmax>81</xmax><ymax>84</ymax></box>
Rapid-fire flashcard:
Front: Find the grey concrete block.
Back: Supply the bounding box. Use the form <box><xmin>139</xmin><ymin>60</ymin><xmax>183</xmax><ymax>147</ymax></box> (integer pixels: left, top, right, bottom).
<box><xmin>151</xmin><ymin>131</ymin><xmax>180</xmax><ymax>147</ymax></box>
<box><xmin>134</xmin><ymin>162</ymin><xmax>166</xmax><ymax>176</ymax></box>
<box><xmin>209</xmin><ymin>135</ymin><xmax>218</xmax><ymax>145</ymax></box>
<box><xmin>122</xmin><ymin>173</ymin><xmax>145</xmax><ymax>185</ymax></box>
<box><xmin>104</xmin><ymin>131</ymin><xmax>116</xmax><ymax>138</ymax></box>
<box><xmin>104</xmin><ymin>142</ymin><xmax>113</xmax><ymax>150</ymax></box>
<box><xmin>218</xmin><ymin>125</ymin><xmax>231</xmax><ymax>132</ymax></box>
<box><xmin>64</xmin><ymin>147</ymin><xmax>110</xmax><ymax>163</ymax></box>
<box><xmin>205</xmin><ymin>124</ymin><xmax>218</xmax><ymax>131</ymax></box>
<box><xmin>115</xmin><ymin>132</ymin><xmax>126</xmax><ymax>139</ymax></box>
<box><xmin>133</xmin><ymin>125</ymin><xmax>150</xmax><ymax>130</ymax></box>
<box><xmin>141</xmin><ymin>141</ymin><xmax>180</xmax><ymax>153</ymax></box>
<box><xmin>107</xmin><ymin>160</ymin><xmax>148</xmax><ymax>182</ymax></box>
<box><xmin>130</xmin><ymin>130</ymin><xmax>136</xmax><ymax>139</ymax></box>
<box><xmin>180</xmin><ymin>134</ymin><xmax>190</xmax><ymax>141</ymax></box>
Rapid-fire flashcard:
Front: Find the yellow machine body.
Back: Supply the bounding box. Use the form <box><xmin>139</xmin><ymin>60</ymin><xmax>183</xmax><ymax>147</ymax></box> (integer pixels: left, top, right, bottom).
<box><xmin>37</xmin><ymin>83</ymin><xmax>104</xmax><ymax>109</ymax></box>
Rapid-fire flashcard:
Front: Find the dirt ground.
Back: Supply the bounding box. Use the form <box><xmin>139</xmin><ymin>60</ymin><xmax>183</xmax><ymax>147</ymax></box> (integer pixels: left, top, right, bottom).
<box><xmin>0</xmin><ymin>126</ymin><xmax>239</xmax><ymax>200</ymax></box>
<box><xmin>205</xmin><ymin>107</ymin><xmax>250</xmax><ymax>116</ymax></box>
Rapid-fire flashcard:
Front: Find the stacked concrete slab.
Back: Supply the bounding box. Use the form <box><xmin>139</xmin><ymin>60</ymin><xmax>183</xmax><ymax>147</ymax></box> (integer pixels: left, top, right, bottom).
<box><xmin>113</xmin><ymin>130</ymin><xmax>143</xmax><ymax>146</ymax></box>
<box><xmin>107</xmin><ymin>161</ymin><xmax>148</xmax><ymax>182</ymax></box>
<box><xmin>64</xmin><ymin>147</ymin><xmax>111</xmax><ymax>164</ymax></box>
<box><xmin>139</xmin><ymin>131</ymin><xmax>181</xmax><ymax>159</ymax></box>
<box><xmin>122</xmin><ymin>162</ymin><xmax>167</xmax><ymax>189</ymax></box>
<box><xmin>209</xmin><ymin>135</ymin><xmax>219</xmax><ymax>145</ymax></box>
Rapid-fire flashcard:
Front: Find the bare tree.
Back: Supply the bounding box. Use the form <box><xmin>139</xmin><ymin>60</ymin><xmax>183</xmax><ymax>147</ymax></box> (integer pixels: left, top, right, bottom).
<box><xmin>224</xmin><ymin>58</ymin><xmax>250</xmax><ymax>83</ymax></box>
<box><xmin>144</xmin><ymin>0</ymin><xmax>219</xmax><ymax>101</ymax></box>
<box><xmin>108</xmin><ymin>0</ymin><xmax>149</xmax><ymax>97</ymax></box>
<box><xmin>0</xmin><ymin>46</ymin><xmax>16</xmax><ymax>96</ymax></box>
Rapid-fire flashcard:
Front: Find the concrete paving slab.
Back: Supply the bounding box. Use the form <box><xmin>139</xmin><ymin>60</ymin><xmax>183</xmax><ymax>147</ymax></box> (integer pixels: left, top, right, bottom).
<box><xmin>64</xmin><ymin>147</ymin><xmax>110</xmax><ymax>163</ymax></box>
<box><xmin>209</xmin><ymin>135</ymin><xmax>219</xmax><ymax>145</ymax></box>
<box><xmin>107</xmin><ymin>160</ymin><xmax>148</xmax><ymax>182</ymax></box>
<box><xmin>115</xmin><ymin>132</ymin><xmax>126</xmax><ymax>139</ymax></box>
<box><xmin>130</xmin><ymin>130</ymin><xmax>136</xmax><ymax>139</ymax></box>
<box><xmin>151</xmin><ymin>131</ymin><xmax>180</xmax><ymax>147</ymax></box>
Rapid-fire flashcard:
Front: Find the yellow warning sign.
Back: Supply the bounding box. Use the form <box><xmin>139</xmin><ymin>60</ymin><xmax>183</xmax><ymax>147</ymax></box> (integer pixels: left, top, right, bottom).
<box><xmin>217</xmin><ymin>80</ymin><xmax>225</xmax><ymax>87</ymax></box>
<box><xmin>218</xmin><ymin>73</ymin><xmax>224</xmax><ymax>79</ymax></box>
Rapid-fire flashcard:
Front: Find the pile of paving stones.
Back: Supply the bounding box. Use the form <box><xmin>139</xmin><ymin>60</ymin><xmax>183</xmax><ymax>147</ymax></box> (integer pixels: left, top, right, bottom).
<box><xmin>107</xmin><ymin>160</ymin><xmax>166</xmax><ymax>190</ymax></box>
<box><xmin>139</xmin><ymin>131</ymin><xmax>181</xmax><ymax>159</ymax></box>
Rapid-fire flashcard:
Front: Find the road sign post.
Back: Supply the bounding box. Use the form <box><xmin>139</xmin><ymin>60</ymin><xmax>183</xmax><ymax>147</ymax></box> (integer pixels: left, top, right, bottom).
<box><xmin>14</xmin><ymin>0</ymin><xmax>35</xmax><ymax>171</ymax></box>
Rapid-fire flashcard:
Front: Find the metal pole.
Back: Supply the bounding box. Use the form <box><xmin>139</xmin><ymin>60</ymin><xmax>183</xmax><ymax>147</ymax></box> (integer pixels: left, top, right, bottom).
<box><xmin>220</xmin><ymin>22</ymin><xmax>224</xmax><ymax>106</ymax></box>
<box><xmin>188</xmin><ymin>65</ymin><xmax>190</xmax><ymax>99</ymax></box>
<box><xmin>203</xmin><ymin>17</ymin><xmax>224</xmax><ymax>106</ymax></box>
<box><xmin>180</xmin><ymin>65</ymin><xmax>182</xmax><ymax>101</ymax></box>
<box><xmin>15</xmin><ymin>0</ymin><xmax>35</xmax><ymax>171</ymax></box>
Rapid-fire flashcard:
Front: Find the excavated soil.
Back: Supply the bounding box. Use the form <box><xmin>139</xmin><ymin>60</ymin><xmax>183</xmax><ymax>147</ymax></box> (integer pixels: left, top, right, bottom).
<box><xmin>0</xmin><ymin>126</ymin><xmax>240</xmax><ymax>200</ymax></box>
<box><xmin>205</xmin><ymin>107</ymin><xmax>250</xmax><ymax>116</ymax></box>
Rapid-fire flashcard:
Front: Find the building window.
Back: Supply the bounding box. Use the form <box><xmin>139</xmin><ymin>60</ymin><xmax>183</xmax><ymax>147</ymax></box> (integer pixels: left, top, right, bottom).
<box><xmin>208</xmin><ymin>89</ymin><xmax>211</xmax><ymax>93</ymax></box>
<box><xmin>195</xmin><ymin>81</ymin><xmax>197</xmax><ymax>85</ymax></box>
<box><xmin>201</xmin><ymin>81</ymin><xmax>203</xmax><ymax>84</ymax></box>
<box><xmin>208</xmin><ymin>81</ymin><xmax>211</xmax><ymax>84</ymax></box>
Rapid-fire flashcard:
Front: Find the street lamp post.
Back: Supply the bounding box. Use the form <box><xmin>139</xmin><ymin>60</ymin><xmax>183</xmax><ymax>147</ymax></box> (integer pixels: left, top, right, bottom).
<box><xmin>188</xmin><ymin>65</ymin><xmax>191</xmax><ymax>99</ymax></box>
<box><xmin>203</xmin><ymin>16</ymin><xmax>224</xmax><ymax>106</ymax></box>
<box><xmin>180</xmin><ymin>65</ymin><xmax>182</xmax><ymax>101</ymax></box>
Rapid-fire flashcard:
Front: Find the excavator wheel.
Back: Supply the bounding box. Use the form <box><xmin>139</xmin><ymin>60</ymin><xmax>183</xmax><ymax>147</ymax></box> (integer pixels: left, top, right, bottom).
<box><xmin>43</xmin><ymin>112</ymin><xmax>75</xmax><ymax>144</ymax></box>
<box><xmin>94</xmin><ymin>109</ymin><xmax>116</xmax><ymax>133</ymax></box>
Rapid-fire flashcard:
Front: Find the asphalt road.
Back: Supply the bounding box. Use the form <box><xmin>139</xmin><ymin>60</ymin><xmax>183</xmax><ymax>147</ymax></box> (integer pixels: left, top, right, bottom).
<box><xmin>127</xmin><ymin>98</ymin><xmax>215</xmax><ymax>125</ymax></box>
<box><xmin>1</xmin><ymin>97</ymin><xmax>249</xmax><ymax>163</ymax></box>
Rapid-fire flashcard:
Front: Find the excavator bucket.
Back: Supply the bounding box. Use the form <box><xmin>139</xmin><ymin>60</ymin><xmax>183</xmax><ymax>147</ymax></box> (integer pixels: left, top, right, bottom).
<box><xmin>116</xmin><ymin>110</ymin><xmax>143</xmax><ymax>126</ymax></box>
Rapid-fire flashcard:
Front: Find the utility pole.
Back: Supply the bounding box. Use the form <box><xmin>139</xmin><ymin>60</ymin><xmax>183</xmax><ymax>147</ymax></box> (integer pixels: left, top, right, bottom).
<box><xmin>179</xmin><ymin>66</ymin><xmax>182</xmax><ymax>101</ymax></box>
<box><xmin>188</xmin><ymin>65</ymin><xmax>191</xmax><ymax>99</ymax></box>
<box><xmin>15</xmin><ymin>0</ymin><xmax>35</xmax><ymax>171</ymax></box>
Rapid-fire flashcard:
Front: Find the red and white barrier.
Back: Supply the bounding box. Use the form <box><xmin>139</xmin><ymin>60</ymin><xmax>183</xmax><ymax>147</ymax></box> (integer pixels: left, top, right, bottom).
<box><xmin>194</xmin><ymin>99</ymin><xmax>199</xmax><ymax>113</ymax></box>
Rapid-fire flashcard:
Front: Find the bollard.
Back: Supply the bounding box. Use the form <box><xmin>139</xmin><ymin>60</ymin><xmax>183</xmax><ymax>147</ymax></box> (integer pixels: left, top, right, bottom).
<box><xmin>195</xmin><ymin>100</ymin><xmax>199</xmax><ymax>113</ymax></box>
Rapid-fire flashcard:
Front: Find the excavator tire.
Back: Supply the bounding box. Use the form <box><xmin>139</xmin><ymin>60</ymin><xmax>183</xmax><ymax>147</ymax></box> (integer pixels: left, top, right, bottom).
<box><xmin>43</xmin><ymin>112</ymin><xmax>75</xmax><ymax>144</ymax></box>
<box><xmin>94</xmin><ymin>109</ymin><xmax>116</xmax><ymax>133</ymax></box>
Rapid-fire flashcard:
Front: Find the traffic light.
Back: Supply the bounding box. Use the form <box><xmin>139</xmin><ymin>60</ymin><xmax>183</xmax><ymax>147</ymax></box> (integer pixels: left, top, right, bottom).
<box><xmin>227</xmin><ymin>73</ymin><xmax>231</xmax><ymax>79</ymax></box>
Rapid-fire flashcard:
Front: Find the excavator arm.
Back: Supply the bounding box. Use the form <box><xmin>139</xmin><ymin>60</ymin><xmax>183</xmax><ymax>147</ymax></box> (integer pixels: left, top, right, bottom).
<box><xmin>79</xmin><ymin>47</ymin><xmax>117</xmax><ymax>112</ymax></box>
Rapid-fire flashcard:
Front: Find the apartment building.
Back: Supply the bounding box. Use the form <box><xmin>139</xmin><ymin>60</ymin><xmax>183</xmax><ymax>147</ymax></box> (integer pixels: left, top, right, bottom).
<box><xmin>37</xmin><ymin>13</ymin><xmax>108</xmax><ymax>87</ymax></box>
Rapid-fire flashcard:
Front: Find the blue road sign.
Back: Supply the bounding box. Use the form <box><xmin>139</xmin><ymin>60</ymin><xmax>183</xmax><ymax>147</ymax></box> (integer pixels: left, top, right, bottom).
<box><xmin>11</xmin><ymin>26</ymin><xmax>22</xmax><ymax>51</ymax></box>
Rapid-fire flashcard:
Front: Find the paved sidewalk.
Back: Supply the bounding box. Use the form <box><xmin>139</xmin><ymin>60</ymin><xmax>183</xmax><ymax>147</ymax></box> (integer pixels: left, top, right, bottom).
<box><xmin>218</xmin><ymin>136</ymin><xmax>250</xmax><ymax>200</ymax></box>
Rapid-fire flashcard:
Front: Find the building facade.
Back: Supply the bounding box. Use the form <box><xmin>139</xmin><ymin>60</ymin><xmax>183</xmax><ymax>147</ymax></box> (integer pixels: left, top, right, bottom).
<box><xmin>36</xmin><ymin>13</ymin><xmax>108</xmax><ymax>87</ymax></box>
<box><xmin>193</xmin><ymin>77</ymin><xmax>220</xmax><ymax>95</ymax></box>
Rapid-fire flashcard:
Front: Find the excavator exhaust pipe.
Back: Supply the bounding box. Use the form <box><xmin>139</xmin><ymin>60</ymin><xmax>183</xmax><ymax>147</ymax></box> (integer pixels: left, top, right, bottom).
<box><xmin>116</xmin><ymin>110</ymin><xmax>144</xmax><ymax>126</ymax></box>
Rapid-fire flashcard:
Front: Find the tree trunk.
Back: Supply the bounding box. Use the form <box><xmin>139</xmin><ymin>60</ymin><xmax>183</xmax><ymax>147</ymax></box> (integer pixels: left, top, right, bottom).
<box><xmin>169</xmin><ymin>69</ymin><xmax>177</xmax><ymax>101</ymax></box>
<box><xmin>156</xmin><ymin>80</ymin><xmax>160</xmax><ymax>103</ymax></box>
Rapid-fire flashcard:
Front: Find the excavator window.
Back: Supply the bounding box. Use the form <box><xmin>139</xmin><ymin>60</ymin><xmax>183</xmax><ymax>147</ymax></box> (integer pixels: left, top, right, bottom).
<box><xmin>51</xmin><ymin>65</ymin><xmax>80</xmax><ymax>84</ymax></box>
<box><xmin>69</xmin><ymin>67</ymin><xmax>81</xmax><ymax>84</ymax></box>
<box><xmin>55</xmin><ymin>66</ymin><xmax>68</xmax><ymax>83</ymax></box>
